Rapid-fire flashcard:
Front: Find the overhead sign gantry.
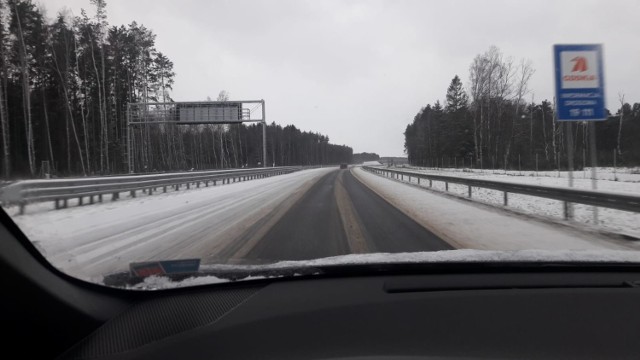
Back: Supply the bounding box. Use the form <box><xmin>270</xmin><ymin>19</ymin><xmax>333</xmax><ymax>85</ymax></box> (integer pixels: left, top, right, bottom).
<box><xmin>126</xmin><ymin>100</ymin><xmax>266</xmax><ymax>173</ymax></box>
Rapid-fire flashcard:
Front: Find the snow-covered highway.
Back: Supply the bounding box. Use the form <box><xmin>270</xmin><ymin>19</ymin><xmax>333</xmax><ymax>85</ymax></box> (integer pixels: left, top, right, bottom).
<box><xmin>9</xmin><ymin>168</ymin><xmax>336</xmax><ymax>280</ymax></box>
<box><xmin>6</xmin><ymin>166</ymin><xmax>640</xmax><ymax>282</ymax></box>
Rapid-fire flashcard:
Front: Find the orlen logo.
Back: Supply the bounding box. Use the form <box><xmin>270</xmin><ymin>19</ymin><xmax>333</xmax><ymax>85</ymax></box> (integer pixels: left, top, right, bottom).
<box><xmin>563</xmin><ymin>56</ymin><xmax>596</xmax><ymax>82</ymax></box>
<box><xmin>561</xmin><ymin>51</ymin><xmax>599</xmax><ymax>89</ymax></box>
<box><xmin>571</xmin><ymin>56</ymin><xmax>588</xmax><ymax>72</ymax></box>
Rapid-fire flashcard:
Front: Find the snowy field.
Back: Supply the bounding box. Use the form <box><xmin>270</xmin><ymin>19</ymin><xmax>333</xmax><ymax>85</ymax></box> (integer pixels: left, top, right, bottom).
<box><xmin>380</xmin><ymin>165</ymin><xmax>640</xmax><ymax>239</ymax></box>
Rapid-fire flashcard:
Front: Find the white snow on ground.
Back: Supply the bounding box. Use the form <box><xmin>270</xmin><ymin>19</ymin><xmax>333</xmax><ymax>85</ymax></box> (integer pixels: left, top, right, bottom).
<box><xmin>353</xmin><ymin>166</ymin><xmax>640</xmax><ymax>252</ymax></box>
<box><xmin>127</xmin><ymin>275</ymin><xmax>232</xmax><ymax>290</ymax></box>
<box><xmin>399</xmin><ymin>165</ymin><xmax>640</xmax><ymax>192</ymax></box>
<box><xmin>4</xmin><ymin>167</ymin><xmax>335</xmax><ymax>281</ymax></box>
<box><xmin>382</xmin><ymin>166</ymin><xmax>640</xmax><ymax>238</ymax></box>
<box><xmin>362</xmin><ymin>161</ymin><xmax>383</xmax><ymax>166</ymax></box>
<box><xmin>128</xmin><ymin>249</ymin><xmax>640</xmax><ymax>289</ymax></box>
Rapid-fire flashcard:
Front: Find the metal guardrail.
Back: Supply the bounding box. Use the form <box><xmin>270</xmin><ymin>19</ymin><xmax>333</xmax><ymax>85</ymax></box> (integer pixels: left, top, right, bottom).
<box><xmin>1</xmin><ymin>167</ymin><xmax>304</xmax><ymax>214</ymax></box>
<box><xmin>362</xmin><ymin>166</ymin><xmax>640</xmax><ymax>218</ymax></box>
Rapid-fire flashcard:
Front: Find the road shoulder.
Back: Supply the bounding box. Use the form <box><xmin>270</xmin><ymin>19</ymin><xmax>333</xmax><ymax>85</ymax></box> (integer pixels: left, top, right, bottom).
<box><xmin>352</xmin><ymin>167</ymin><xmax>637</xmax><ymax>251</ymax></box>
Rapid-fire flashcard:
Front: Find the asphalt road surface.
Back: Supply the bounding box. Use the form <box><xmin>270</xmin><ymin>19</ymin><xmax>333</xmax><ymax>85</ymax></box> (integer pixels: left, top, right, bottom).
<box><xmin>241</xmin><ymin>169</ymin><xmax>452</xmax><ymax>262</ymax></box>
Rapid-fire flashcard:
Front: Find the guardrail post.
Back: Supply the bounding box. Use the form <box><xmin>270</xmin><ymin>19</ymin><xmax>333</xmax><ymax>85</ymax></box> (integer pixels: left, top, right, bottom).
<box><xmin>131</xmin><ymin>190</ymin><xmax>136</xmax><ymax>198</ymax></box>
<box><xmin>187</xmin><ymin>182</ymin><xmax>190</xmax><ymax>189</ymax></box>
<box><xmin>99</xmin><ymin>194</ymin><xmax>103</xmax><ymax>202</ymax></box>
<box><xmin>89</xmin><ymin>196</ymin><xmax>94</xmax><ymax>205</ymax></box>
<box><xmin>468</xmin><ymin>186</ymin><xmax>472</xmax><ymax>198</ymax></box>
<box><xmin>503</xmin><ymin>192</ymin><xmax>508</xmax><ymax>206</ymax></box>
<box><xmin>563</xmin><ymin>202</ymin><xmax>575</xmax><ymax>220</ymax></box>
<box><xmin>163</xmin><ymin>186</ymin><xmax>167</xmax><ymax>192</ymax></box>
<box><xmin>79</xmin><ymin>197</ymin><xmax>83</xmax><ymax>206</ymax></box>
<box><xmin>174</xmin><ymin>185</ymin><xmax>179</xmax><ymax>191</ymax></box>
<box><xmin>196</xmin><ymin>182</ymin><xmax>200</xmax><ymax>188</ymax></box>
<box><xmin>19</xmin><ymin>202</ymin><xmax>25</xmax><ymax>215</ymax></box>
<box><xmin>63</xmin><ymin>199</ymin><xmax>68</xmax><ymax>208</ymax></box>
<box><xmin>55</xmin><ymin>199</ymin><xmax>60</xmax><ymax>209</ymax></box>
<box><xmin>214</xmin><ymin>180</ymin><xmax>217</xmax><ymax>186</ymax></box>
<box><xmin>429</xmin><ymin>180</ymin><xmax>432</xmax><ymax>187</ymax></box>
<box><xmin>445</xmin><ymin>182</ymin><xmax>449</xmax><ymax>192</ymax></box>
<box><xmin>112</xmin><ymin>193</ymin><xmax>118</xmax><ymax>201</ymax></box>
<box><xmin>418</xmin><ymin>178</ymin><xmax>420</xmax><ymax>185</ymax></box>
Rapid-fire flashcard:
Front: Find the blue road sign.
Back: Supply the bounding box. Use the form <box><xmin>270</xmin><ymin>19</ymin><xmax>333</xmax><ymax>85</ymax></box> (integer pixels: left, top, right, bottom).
<box><xmin>554</xmin><ymin>44</ymin><xmax>605</xmax><ymax>121</ymax></box>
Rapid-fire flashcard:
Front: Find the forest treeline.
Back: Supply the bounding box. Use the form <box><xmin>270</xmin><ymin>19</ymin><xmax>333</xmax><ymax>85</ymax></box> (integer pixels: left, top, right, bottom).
<box><xmin>405</xmin><ymin>46</ymin><xmax>639</xmax><ymax>170</ymax></box>
<box><xmin>0</xmin><ymin>0</ymin><xmax>352</xmax><ymax>178</ymax></box>
<box><xmin>352</xmin><ymin>152</ymin><xmax>380</xmax><ymax>164</ymax></box>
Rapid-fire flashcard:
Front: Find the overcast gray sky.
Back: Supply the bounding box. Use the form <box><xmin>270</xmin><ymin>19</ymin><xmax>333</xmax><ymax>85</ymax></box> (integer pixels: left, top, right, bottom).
<box><xmin>41</xmin><ymin>0</ymin><xmax>640</xmax><ymax>157</ymax></box>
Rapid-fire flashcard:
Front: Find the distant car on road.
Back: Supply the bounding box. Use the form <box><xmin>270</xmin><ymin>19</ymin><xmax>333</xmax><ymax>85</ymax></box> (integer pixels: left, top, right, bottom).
<box><xmin>340</xmin><ymin>163</ymin><xmax>348</xmax><ymax>169</ymax></box>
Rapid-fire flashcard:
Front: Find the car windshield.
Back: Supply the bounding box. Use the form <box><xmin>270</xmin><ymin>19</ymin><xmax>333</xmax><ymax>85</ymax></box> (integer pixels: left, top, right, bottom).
<box><xmin>1</xmin><ymin>0</ymin><xmax>639</xmax><ymax>289</ymax></box>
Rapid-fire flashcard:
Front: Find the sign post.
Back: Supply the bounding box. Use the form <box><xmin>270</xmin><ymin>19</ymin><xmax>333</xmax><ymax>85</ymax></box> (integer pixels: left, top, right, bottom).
<box><xmin>554</xmin><ymin>44</ymin><xmax>606</xmax><ymax>223</ymax></box>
